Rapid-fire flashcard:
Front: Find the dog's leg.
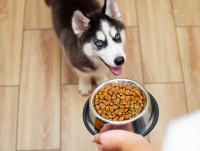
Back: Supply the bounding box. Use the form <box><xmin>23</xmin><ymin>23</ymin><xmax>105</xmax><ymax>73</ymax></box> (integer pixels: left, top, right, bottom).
<box><xmin>78</xmin><ymin>75</ymin><xmax>92</xmax><ymax>95</ymax></box>
<box><xmin>94</xmin><ymin>74</ymin><xmax>108</xmax><ymax>86</ymax></box>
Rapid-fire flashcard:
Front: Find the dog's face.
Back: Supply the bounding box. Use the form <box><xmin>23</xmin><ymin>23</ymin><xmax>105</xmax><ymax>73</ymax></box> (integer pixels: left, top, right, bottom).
<box><xmin>72</xmin><ymin>0</ymin><xmax>126</xmax><ymax>75</ymax></box>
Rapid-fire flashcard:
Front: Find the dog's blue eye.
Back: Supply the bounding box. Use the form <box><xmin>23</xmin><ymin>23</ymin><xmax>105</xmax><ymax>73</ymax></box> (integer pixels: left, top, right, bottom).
<box><xmin>115</xmin><ymin>33</ymin><xmax>120</xmax><ymax>40</ymax></box>
<box><xmin>96</xmin><ymin>40</ymin><xmax>103</xmax><ymax>46</ymax></box>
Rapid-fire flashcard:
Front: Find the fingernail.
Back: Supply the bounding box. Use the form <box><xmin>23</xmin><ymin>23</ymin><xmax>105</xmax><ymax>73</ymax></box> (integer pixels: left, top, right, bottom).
<box><xmin>91</xmin><ymin>136</ymin><xmax>95</xmax><ymax>142</ymax></box>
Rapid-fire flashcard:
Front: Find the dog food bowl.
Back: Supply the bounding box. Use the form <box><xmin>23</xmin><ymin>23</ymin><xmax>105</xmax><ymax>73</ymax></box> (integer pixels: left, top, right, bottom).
<box><xmin>83</xmin><ymin>79</ymin><xmax>159</xmax><ymax>136</ymax></box>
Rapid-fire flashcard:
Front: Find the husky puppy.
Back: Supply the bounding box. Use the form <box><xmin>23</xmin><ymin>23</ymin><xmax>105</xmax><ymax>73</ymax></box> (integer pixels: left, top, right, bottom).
<box><xmin>45</xmin><ymin>0</ymin><xmax>126</xmax><ymax>95</ymax></box>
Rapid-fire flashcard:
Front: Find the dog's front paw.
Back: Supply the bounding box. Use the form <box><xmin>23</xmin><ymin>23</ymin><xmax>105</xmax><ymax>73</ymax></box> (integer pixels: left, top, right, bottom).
<box><xmin>78</xmin><ymin>82</ymin><xmax>92</xmax><ymax>96</ymax></box>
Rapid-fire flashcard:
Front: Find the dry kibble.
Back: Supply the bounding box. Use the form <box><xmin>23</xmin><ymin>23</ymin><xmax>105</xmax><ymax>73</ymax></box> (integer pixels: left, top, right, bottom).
<box><xmin>124</xmin><ymin>108</ymin><xmax>128</xmax><ymax>112</ymax></box>
<box><xmin>106</xmin><ymin>106</ymin><xmax>110</xmax><ymax>112</ymax></box>
<box><xmin>121</xmin><ymin>95</ymin><xmax>126</xmax><ymax>100</ymax></box>
<box><xmin>105</xmin><ymin>101</ymin><xmax>110</xmax><ymax>106</ymax></box>
<box><xmin>97</xmin><ymin>110</ymin><xmax>103</xmax><ymax>115</ymax></box>
<box><xmin>103</xmin><ymin>110</ymin><xmax>107</xmax><ymax>114</ymax></box>
<box><xmin>114</xmin><ymin>105</ymin><xmax>119</xmax><ymax>109</ymax></box>
<box><xmin>96</xmin><ymin>105</ymin><xmax>100</xmax><ymax>110</ymax></box>
<box><xmin>102</xmin><ymin>113</ymin><xmax>106</xmax><ymax>118</ymax></box>
<box><xmin>118</xmin><ymin>112</ymin><xmax>122</xmax><ymax>117</ymax></box>
<box><xmin>110</xmin><ymin>106</ymin><xmax>114</xmax><ymax>112</ymax></box>
<box><xmin>124</xmin><ymin>114</ymin><xmax>130</xmax><ymax>120</ymax></box>
<box><xmin>118</xmin><ymin>116</ymin><xmax>124</xmax><ymax>121</ymax></box>
<box><xmin>110</xmin><ymin>102</ymin><xmax>114</xmax><ymax>106</ymax></box>
<box><xmin>101</xmin><ymin>104</ymin><xmax>106</xmax><ymax>110</ymax></box>
<box><xmin>125</xmin><ymin>90</ymin><xmax>130</xmax><ymax>95</ymax></box>
<box><xmin>93</xmin><ymin>83</ymin><xmax>146</xmax><ymax>121</ymax></box>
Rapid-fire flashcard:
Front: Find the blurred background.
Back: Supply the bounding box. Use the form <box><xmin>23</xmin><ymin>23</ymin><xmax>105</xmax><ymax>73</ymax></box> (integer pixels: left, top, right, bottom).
<box><xmin>0</xmin><ymin>0</ymin><xmax>200</xmax><ymax>150</ymax></box>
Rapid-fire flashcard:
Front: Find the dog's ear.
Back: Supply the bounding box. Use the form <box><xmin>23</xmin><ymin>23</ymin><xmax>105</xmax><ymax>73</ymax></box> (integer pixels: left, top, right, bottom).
<box><xmin>72</xmin><ymin>10</ymin><xmax>90</xmax><ymax>37</ymax></box>
<box><xmin>102</xmin><ymin>0</ymin><xmax>121</xmax><ymax>21</ymax></box>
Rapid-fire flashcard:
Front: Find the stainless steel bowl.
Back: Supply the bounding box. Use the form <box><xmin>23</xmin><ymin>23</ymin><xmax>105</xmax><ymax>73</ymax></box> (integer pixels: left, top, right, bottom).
<box><xmin>89</xmin><ymin>79</ymin><xmax>153</xmax><ymax>134</ymax></box>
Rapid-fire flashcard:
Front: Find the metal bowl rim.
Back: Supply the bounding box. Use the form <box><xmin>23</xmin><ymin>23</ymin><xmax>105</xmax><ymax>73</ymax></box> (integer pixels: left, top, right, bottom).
<box><xmin>89</xmin><ymin>79</ymin><xmax>151</xmax><ymax>125</ymax></box>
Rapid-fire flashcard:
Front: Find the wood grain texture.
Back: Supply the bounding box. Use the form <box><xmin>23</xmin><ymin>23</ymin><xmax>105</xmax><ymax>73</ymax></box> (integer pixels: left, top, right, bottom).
<box><xmin>98</xmin><ymin>0</ymin><xmax>137</xmax><ymax>26</ymax></box>
<box><xmin>0</xmin><ymin>0</ymin><xmax>25</xmax><ymax>85</ymax></box>
<box><xmin>145</xmin><ymin>84</ymin><xmax>188</xmax><ymax>146</ymax></box>
<box><xmin>18</xmin><ymin>150</ymin><xmax>60</xmax><ymax>151</ymax></box>
<box><xmin>177</xmin><ymin>28</ymin><xmax>200</xmax><ymax>112</ymax></box>
<box><xmin>172</xmin><ymin>0</ymin><xmax>200</xmax><ymax>26</ymax></box>
<box><xmin>108</xmin><ymin>27</ymin><xmax>143</xmax><ymax>84</ymax></box>
<box><xmin>136</xmin><ymin>0</ymin><xmax>183</xmax><ymax>82</ymax></box>
<box><xmin>17</xmin><ymin>30</ymin><xmax>60</xmax><ymax>150</ymax></box>
<box><xmin>24</xmin><ymin>0</ymin><xmax>53</xmax><ymax>29</ymax></box>
<box><xmin>61</xmin><ymin>85</ymin><xmax>98</xmax><ymax>151</ymax></box>
<box><xmin>61</xmin><ymin>49</ymin><xmax>78</xmax><ymax>84</ymax></box>
<box><xmin>0</xmin><ymin>87</ymin><xmax>18</xmax><ymax>151</ymax></box>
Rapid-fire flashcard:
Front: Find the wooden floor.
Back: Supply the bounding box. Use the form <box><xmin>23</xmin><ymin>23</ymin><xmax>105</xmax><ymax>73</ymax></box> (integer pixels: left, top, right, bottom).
<box><xmin>0</xmin><ymin>0</ymin><xmax>200</xmax><ymax>150</ymax></box>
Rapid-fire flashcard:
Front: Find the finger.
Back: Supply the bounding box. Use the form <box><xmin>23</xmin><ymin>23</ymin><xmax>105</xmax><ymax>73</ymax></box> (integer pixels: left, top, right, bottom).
<box><xmin>91</xmin><ymin>134</ymin><xmax>101</xmax><ymax>144</ymax></box>
<box><xmin>96</xmin><ymin>143</ymin><xmax>103</xmax><ymax>151</ymax></box>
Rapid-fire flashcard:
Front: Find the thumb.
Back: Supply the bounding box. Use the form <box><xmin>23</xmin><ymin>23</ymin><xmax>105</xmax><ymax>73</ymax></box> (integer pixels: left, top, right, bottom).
<box><xmin>91</xmin><ymin>134</ymin><xmax>101</xmax><ymax>144</ymax></box>
<box><xmin>91</xmin><ymin>130</ymin><xmax>124</xmax><ymax>151</ymax></box>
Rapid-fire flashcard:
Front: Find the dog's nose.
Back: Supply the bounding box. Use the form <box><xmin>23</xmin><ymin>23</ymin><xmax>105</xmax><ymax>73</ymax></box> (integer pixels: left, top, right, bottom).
<box><xmin>114</xmin><ymin>56</ymin><xmax>125</xmax><ymax>66</ymax></box>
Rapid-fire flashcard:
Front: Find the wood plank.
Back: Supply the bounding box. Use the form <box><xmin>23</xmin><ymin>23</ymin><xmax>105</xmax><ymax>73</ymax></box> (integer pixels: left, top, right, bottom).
<box><xmin>24</xmin><ymin>0</ymin><xmax>53</xmax><ymax>29</ymax></box>
<box><xmin>17</xmin><ymin>30</ymin><xmax>60</xmax><ymax>150</ymax></box>
<box><xmin>61</xmin><ymin>49</ymin><xmax>78</xmax><ymax>84</ymax></box>
<box><xmin>136</xmin><ymin>0</ymin><xmax>183</xmax><ymax>82</ymax></box>
<box><xmin>18</xmin><ymin>150</ymin><xmax>60</xmax><ymax>151</ymax></box>
<box><xmin>61</xmin><ymin>85</ymin><xmax>98</xmax><ymax>151</ymax></box>
<box><xmin>0</xmin><ymin>0</ymin><xmax>25</xmax><ymax>85</ymax></box>
<box><xmin>108</xmin><ymin>27</ymin><xmax>143</xmax><ymax>84</ymax></box>
<box><xmin>98</xmin><ymin>0</ymin><xmax>137</xmax><ymax>26</ymax></box>
<box><xmin>177</xmin><ymin>28</ymin><xmax>200</xmax><ymax>112</ymax></box>
<box><xmin>145</xmin><ymin>84</ymin><xmax>188</xmax><ymax>146</ymax></box>
<box><xmin>172</xmin><ymin>0</ymin><xmax>200</xmax><ymax>26</ymax></box>
<box><xmin>0</xmin><ymin>87</ymin><xmax>18</xmax><ymax>151</ymax></box>
<box><xmin>115</xmin><ymin>0</ymin><xmax>137</xmax><ymax>26</ymax></box>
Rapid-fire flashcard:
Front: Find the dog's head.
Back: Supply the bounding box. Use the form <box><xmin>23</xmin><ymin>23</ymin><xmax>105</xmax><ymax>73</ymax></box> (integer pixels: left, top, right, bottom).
<box><xmin>72</xmin><ymin>0</ymin><xmax>126</xmax><ymax>75</ymax></box>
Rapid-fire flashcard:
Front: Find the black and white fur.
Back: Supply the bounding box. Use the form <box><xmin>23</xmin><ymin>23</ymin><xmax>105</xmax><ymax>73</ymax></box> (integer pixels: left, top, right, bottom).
<box><xmin>45</xmin><ymin>0</ymin><xmax>126</xmax><ymax>95</ymax></box>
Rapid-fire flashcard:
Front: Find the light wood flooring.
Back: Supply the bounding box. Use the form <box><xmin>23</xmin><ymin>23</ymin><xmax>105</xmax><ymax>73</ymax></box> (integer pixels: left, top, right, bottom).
<box><xmin>0</xmin><ymin>0</ymin><xmax>200</xmax><ymax>150</ymax></box>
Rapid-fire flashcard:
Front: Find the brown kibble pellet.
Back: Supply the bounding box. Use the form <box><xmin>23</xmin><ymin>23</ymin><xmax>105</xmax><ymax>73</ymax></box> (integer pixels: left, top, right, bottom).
<box><xmin>113</xmin><ymin>118</ymin><xmax>118</xmax><ymax>121</ymax></box>
<box><xmin>124</xmin><ymin>108</ymin><xmax>128</xmax><ymax>112</ymax></box>
<box><xmin>125</xmin><ymin>90</ymin><xmax>130</xmax><ymax>95</ymax></box>
<box><xmin>93</xmin><ymin>83</ymin><xmax>146</xmax><ymax>121</ymax></box>
<box><xmin>114</xmin><ymin>105</ymin><xmax>119</xmax><ymax>109</ymax></box>
<box><xmin>102</xmin><ymin>114</ymin><xmax>106</xmax><ymax>118</ymax></box>
<box><xmin>118</xmin><ymin>116</ymin><xmax>124</xmax><ymax>121</ymax></box>
<box><xmin>97</xmin><ymin>110</ymin><xmax>103</xmax><ymax>115</ymax></box>
<box><xmin>96</xmin><ymin>105</ymin><xmax>100</xmax><ymax>110</ymax></box>
<box><xmin>105</xmin><ymin>101</ymin><xmax>109</xmax><ymax>106</ymax></box>
<box><xmin>121</xmin><ymin>95</ymin><xmax>126</xmax><ymax>100</ymax></box>
<box><xmin>118</xmin><ymin>112</ymin><xmax>122</xmax><ymax>117</ymax></box>
<box><xmin>124</xmin><ymin>114</ymin><xmax>130</xmax><ymax>120</ymax></box>
<box><xmin>106</xmin><ymin>106</ymin><xmax>110</xmax><ymax>112</ymax></box>
<box><xmin>119</xmin><ymin>109</ymin><xmax>124</xmax><ymax>113</ymax></box>
<box><xmin>110</xmin><ymin>106</ymin><xmax>114</xmax><ymax>112</ymax></box>
<box><xmin>101</xmin><ymin>104</ymin><xmax>106</xmax><ymax>110</ymax></box>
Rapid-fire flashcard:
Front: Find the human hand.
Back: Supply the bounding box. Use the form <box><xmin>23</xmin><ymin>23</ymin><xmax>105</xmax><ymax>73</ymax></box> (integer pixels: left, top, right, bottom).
<box><xmin>91</xmin><ymin>130</ymin><xmax>155</xmax><ymax>151</ymax></box>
